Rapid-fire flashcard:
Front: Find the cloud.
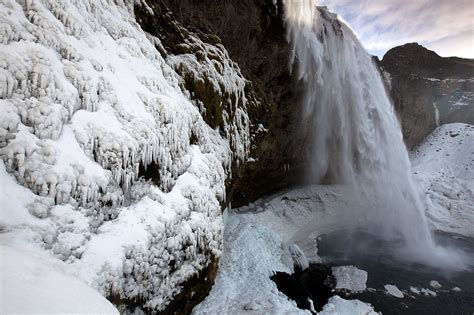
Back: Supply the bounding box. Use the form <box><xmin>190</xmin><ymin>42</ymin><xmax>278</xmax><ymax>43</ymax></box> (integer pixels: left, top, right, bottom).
<box><xmin>318</xmin><ymin>0</ymin><xmax>474</xmax><ymax>58</ymax></box>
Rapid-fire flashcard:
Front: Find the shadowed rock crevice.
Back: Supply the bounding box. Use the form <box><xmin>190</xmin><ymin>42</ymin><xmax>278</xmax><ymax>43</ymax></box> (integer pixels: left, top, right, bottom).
<box><xmin>271</xmin><ymin>263</ymin><xmax>337</xmax><ymax>313</ymax></box>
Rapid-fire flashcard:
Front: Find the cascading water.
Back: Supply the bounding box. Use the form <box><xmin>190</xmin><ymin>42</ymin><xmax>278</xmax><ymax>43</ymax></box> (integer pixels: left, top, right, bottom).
<box><xmin>282</xmin><ymin>0</ymin><xmax>466</xmax><ymax>267</ymax></box>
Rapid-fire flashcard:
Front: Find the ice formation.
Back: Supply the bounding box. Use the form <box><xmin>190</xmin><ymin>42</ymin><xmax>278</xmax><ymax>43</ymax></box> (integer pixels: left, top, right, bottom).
<box><xmin>283</xmin><ymin>0</ymin><xmax>436</xmax><ymax>257</ymax></box>
<box><xmin>384</xmin><ymin>284</ymin><xmax>404</xmax><ymax>298</ymax></box>
<box><xmin>0</xmin><ymin>0</ymin><xmax>251</xmax><ymax>311</ymax></box>
<box><xmin>332</xmin><ymin>265</ymin><xmax>368</xmax><ymax>292</ymax></box>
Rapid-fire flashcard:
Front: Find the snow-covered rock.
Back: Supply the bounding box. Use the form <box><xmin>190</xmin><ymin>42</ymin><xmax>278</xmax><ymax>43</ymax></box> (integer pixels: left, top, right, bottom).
<box><xmin>0</xmin><ymin>245</ymin><xmax>118</xmax><ymax>314</ymax></box>
<box><xmin>421</xmin><ymin>288</ymin><xmax>437</xmax><ymax>297</ymax></box>
<box><xmin>430</xmin><ymin>280</ymin><xmax>442</xmax><ymax>289</ymax></box>
<box><xmin>0</xmin><ymin>0</ymin><xmax>252</xmax><ymax>311</ymax></box>
<box><xmin>332</xmin><ymin>265</ymin><xmax>368</xmax><ymax>292</ymax></box>
<box><xmin>289</xmin><ymin>243</ymin><xmax>310</xmax><ymax>270</ymax></box>
<box><xmin>384</xmin><ymin>284</ymin><xmax>404</xmax><ymax>298</ymax></box>
<box><xmin>319</xmin><ymin>296</ymin><xmax>377</xmax><ymax>315</ymax></box>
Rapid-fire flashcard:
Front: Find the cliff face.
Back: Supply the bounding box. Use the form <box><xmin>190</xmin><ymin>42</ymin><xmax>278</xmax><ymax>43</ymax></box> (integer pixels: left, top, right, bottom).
<box><xmin>157</xmin><ymin>0</ymin><xmax>310</xmax><ymax>206</ymax></box>
<box><xmin>380</xmin><ymin>43</ymin><xmax>474</xmax><ymax>148</ymax></box>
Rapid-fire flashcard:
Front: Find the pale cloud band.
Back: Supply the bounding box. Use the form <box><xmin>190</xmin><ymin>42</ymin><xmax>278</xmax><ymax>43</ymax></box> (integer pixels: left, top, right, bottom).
<box><xmin>318</xmin><ymin>0</ymin><xmax>474</xmax><ymax>58</ymax></box>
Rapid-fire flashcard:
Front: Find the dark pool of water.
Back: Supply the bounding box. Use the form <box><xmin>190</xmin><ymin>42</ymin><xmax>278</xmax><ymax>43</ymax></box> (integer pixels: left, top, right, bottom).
<box><xmin>317</xmin><ymin>230</ymin><xmax>474</xmax><ymax>315</ymax></box>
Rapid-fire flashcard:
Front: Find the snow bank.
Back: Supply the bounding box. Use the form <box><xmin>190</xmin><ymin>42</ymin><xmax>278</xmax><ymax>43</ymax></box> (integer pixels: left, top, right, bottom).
<box><xmin>0</xmin><ymin>0</ymin><xmax>251</xmax><ymax>311</ymax></box>
<box><xmin>0</xmin><ymin>245</ymin><xmax>118</xmax><ymax>314</ymax></box>
<box><xmin>411</xmin><ymin>123</ymin><xmax>474</xmax><ymax>236</ymax></box>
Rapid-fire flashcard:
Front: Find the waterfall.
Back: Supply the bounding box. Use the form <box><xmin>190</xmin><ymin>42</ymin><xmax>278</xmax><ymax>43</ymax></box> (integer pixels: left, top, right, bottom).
<box><xmin>283</xmin><ymin>0</ymin><xmax>438</xmax><ymax>259</ymax></box>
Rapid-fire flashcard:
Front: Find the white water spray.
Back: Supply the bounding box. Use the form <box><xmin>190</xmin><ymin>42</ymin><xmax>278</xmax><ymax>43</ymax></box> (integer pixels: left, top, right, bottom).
<box><xmin>282</xmin><ymin>0</ymin><xmax>467</xmax><ymax>267</ymax></box>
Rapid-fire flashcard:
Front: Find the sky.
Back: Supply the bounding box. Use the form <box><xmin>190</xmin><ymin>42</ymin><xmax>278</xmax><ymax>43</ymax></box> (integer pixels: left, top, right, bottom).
<box><xmin>318</xmin><ymin>0</ymin><xmax>474</xmax><ymax>59</ymax></box>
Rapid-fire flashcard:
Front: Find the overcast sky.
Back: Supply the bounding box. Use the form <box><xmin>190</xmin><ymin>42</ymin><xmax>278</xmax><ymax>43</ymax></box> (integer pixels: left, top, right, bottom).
<box><xmin>318</xmin><ymin>0</ymin><xmax>474</xmax><ymax>59</ymax></box>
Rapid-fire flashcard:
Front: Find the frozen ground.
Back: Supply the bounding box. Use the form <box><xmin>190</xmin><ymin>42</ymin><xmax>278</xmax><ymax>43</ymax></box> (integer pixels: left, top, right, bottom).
<box><xmin>196</xmin><ymin>123</ymin><xmax>474</xmax><ymax>313</ymax></box>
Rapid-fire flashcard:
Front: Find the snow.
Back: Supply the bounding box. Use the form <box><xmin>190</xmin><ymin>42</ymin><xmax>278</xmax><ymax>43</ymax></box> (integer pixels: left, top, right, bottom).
<box><xmin>0</xmin><ymin>0</ymin><xmax>251</xmax><ymax>311</ymax></box>
<box><xmin>430</xmin><ymin>280</ymin><xmax>442</xmax><ymax>289</ymax></box>
<box><xmin>319</xmin><ymin>296</ymin><xmax>377</xmax><ymax>315</ymax></box>
<box><xmin>332</xmin><ymin>265</ymin><xmax>368</xmax><ymax>292</ymax></box>
<box><xmin>289</xmin><ymin>243</ymin><xmax>310</xmax><ymax>270</ymax></box>
<box><xmin>384</xmin><ymin>284</ymin><xmax>404</xmax><ymax>298</ymax></box>
<box><xmin>421</xmin><ymin>288</ymin><xmax>437</xmax><ymax>297</ymax></box>
<box><xmin>0</xmin><ymin>245</ymin><xmax>118</xmax><ymax>314</ymax></box>
<box><xmin>411</xmin><ymin>123</ymin><xmax>474</xmax><ymax>237</ymax></box>
<box><xmin>409</xmin><ymin>286</ymin><xmax>421</xmax><ymax>294</ymax></box>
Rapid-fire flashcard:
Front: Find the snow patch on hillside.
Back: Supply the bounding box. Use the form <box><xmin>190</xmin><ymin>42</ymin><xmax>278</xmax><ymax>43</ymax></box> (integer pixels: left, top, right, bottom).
<box><xmin>411</xmin><ymin>123</ymin><xmax>474</xmax><ymax>236</ymax></box>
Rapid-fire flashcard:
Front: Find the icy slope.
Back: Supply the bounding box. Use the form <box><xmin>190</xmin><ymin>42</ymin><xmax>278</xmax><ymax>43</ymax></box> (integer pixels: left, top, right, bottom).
<box><xmin>411</xmin><ymin>123</ymin><xmax>474</xmax><ymax>236</ymax></box>
<box><xmin>0</xmin><ymin>245</ymin><xmax>118</xmax><ymax>314</ymax></box>
<box><xmin>0</xmin><ymin>0</ymin><xmax>251</xmax><ymax>311</ymax></box>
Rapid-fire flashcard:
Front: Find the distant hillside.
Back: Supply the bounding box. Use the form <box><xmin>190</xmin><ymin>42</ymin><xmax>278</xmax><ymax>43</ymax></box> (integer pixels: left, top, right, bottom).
<box><xmin>379</xmin><ymin>43</ymin><xmax>474</xmax><ymax>148</ymax></box>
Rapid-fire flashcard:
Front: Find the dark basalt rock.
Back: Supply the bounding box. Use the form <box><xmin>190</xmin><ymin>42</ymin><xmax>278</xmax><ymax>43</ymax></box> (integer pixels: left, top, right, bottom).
<box><xmin>271</xmin><ymin>263</ymin><xmax>337</xmax><ymax>313</ymax></box>
<box><xmin>159</xmin><ymin>0</ymin><xmax>310</xmax><ymax>207</ymax></box>
<box><xmin>380</xmin><ymin>43</ymin><xmax>474</xmax><ymax>148</ymax></box>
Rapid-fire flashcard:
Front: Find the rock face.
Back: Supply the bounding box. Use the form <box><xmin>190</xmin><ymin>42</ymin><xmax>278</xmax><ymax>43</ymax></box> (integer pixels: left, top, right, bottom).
<box><xmin>380</xmin><ymin>43</ymin><xmax>474</xmax><ymax>148</ymax></box>
<box><xmin>159</xmin><ymin>0</ymin><xmax>309</xmax><ymax>206</ymax></box>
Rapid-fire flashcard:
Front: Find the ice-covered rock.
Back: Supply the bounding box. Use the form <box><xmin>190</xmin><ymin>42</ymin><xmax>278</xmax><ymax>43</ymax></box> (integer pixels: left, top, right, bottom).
<box><xmin>384</xmin><ymin>284</ymin><xmax>404</xmax><ymax>298</ymax></box>
<box><xmin>430</xmin><ymin>280</ymin><xmax>442</xmax><ymax>289</ymax></box>
<box><xmin>289</xmin><ymin>243</ymin><xmax>309</xmax><ymax>270</ymax></box>
<box><xmin>332</xmin><ymin>265</ymin><xmax>368</xmax><ymax>292</ymax></box>
<box><xmin>0</xmin><ymin>245</ymin><xmax>118</xmax><ymax>314</ymax></box>
<box><xmin>409</xmin><ymin>286</ymin><xmax>421</xmax><ymax>294</ymax></box>
<box><xmin>0</xmin><ymin>0</ymin><xmax>253</xmax><ymax>311</ymax></box>
<box><xmin>319</xmin><ymin>296</ymin><xmax>377</xmax><ymax>315</ymax></box>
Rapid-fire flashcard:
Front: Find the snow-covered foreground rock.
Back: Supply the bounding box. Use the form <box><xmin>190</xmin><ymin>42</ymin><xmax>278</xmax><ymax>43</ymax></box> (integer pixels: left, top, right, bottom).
<box><xmin>0</xmin><ymin>245</ymin><xmax>118</xmax><ymax>314</ymax></box>
<box><xmin>0</xmin><ymin>0</ymin><xmax>252</xmax><ymax>312</ymax></box>
<box><xmin>411</xmin><ymin>123</ymin><xmax>474</xmax><ymax>237</ymax></box>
